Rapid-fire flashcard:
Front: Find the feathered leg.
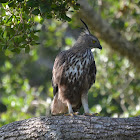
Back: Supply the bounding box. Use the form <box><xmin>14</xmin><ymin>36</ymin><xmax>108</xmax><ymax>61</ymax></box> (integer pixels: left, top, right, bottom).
<box><xmin>81</xmin><ymin>93</ymin><xmax>99</xmax><ymax>116</ymax></box>
<box><xmin>64</xmin><ymin>101</ymin><xmax>79</xmax><ymax>116</ymax></box>
<box><xmin>81</xmin><ymin>94</ymin><xmax>90</xmax><ymax>114</ymax></box>
<box><xmin>67</xmin><ymin>101</ymin><xmax>73</xmax><ymax>114</ymax></box>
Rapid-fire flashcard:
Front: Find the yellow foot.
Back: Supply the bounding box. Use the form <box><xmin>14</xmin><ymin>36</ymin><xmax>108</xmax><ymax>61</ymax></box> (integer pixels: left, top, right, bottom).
<box><xmin>64</xmin><ymin>113</ymin><xmax>74</xmax><ymax>116</ymax></box>
<box><xmin>64</xmin><ymin>112</ymin><xmax>79</xmax><ymax>116</ymax></box>
<box><xmin>73</xmin><ymin>112</ymin><xmax>80</xmax><ymax>115</ymax></box>
<box><xmin>51</xmin><ymin>113</ymin><xmax>63</xmax><ymax>116</ymax></box>
<box><xmin>84</xmin><ymin>113</ymin><xmax>99</xmax><ymax>116</ymax></box>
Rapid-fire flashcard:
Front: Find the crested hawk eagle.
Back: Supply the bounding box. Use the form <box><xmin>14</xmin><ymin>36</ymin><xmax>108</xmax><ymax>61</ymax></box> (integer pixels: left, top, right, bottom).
<box><xmin>51</xmin><ymin>19</ymin><xmax>102</xmax><ymax>115</ymax></box>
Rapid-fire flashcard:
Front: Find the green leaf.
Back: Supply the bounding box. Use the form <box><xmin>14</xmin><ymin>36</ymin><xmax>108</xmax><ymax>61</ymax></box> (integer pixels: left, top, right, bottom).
<box><xmin>32</xmin><ymin>9</ymin><xmax>40</xmax><ymax>15</ymax></box>
<box><xmin>8</xmin><ymin>2</ymin><xmax>15</xmax><ymax>7</ymax></box>
<box><xmin>17</xmin><ymin>0</ymin><xmax>24</xmax><ymax>2</ymax></box>
<box><xmin>46</xmin><ymin>14</ymin><xmax>52</xmax><ymax>19</ymax></box>
<box><xmin>61</xmin><ymin>15</ymin><xmax>71</xmax><ymax>21</ymax></box>
<box><xmin>6</xmin><ymin>15</ymin><xmax>13</xmax><ymax>23</ymax></box>
<box><xmin>2</xmin><ymin>45</ymin><xmax>8</xmax><ymax>50</ymax></box>
<box><xmin>11</xmin><ymin>48</ymin><xmax>21</xmax><ymax>53</ymax></box>
<box><xmin>0</xmin><ymin>0</ymin><xmax>9</xmax><ymax>3</ymax></box>
<box><xmin>26</xmin><ymin>0</ymin><xmax>39</xmax><ymax>8</ymax></box>
<box><xmin>65</xmin><ymin>37</ymin><xmax>73</xmax><ymax>45</ymax></box>
<box><xmin>73</xmin><ymin>3</ymin><xmax>80</xmax><ymax>10</ymax></box>
<box><xmin>51</xmin><ymin>4</ymin><xmax>57</xmax><ymax>9</ymax></box>
<box><xmin>20</xmin><ymin>44</ymin><xmax>26</xmax><ymax>48</ymax></box>
<box><xmin>25</xmin><ymin>45</ymin><xmax>30</xmax><ymax>53</ymax></box>
<box><xmin>40</xmin><ymin>4</ymin><xmax>51</xmax><ymax>14</ymax></box>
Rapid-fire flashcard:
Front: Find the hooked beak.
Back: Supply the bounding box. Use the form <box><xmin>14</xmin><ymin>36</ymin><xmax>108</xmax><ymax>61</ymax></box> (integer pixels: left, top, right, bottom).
<box><xmin>98</xmin><ymin>45</ymin><xmax>102</xmax><ymax>50</ymax></box>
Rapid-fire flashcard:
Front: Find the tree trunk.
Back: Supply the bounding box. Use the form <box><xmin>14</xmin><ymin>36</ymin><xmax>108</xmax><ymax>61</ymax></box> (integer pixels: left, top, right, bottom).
<box><xmin>78</xmin><ymin>0</ymin><xmax>140</xmax><ymax>71</ymax></box>
<box><xmin>0</xmin><ymin>115</ymin><xmax>140</xmax><ymax>140</ymax></box>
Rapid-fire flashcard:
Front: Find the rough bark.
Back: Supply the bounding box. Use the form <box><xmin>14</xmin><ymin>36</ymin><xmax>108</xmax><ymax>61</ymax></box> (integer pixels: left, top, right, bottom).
<box><xmin>0</xmin><ymin>115</ymin><xmax>140</xmax><ymax>140</ymax></box>
<box><xmin>78</xmin><ymin>0</ymin><xmax>140</xmax><ymax>70</ymax></box>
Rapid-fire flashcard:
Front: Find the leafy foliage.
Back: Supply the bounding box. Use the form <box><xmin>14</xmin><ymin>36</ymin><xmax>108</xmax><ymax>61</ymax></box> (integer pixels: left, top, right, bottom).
<box><xmin>100</xmin><ymin>0</ymin><xmax>140</xmax><ymax>44</ymax></box>
<box><xmin>0</xmin><ymin>0</ymin><xmax>79</xmax><ymax>52</ymax></box>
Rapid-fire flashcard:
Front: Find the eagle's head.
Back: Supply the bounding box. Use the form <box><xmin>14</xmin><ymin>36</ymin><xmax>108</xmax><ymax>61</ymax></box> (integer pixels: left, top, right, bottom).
<box><xmin>75</xmin><ymin>19</ymin><xmax>102</xmax><ymax>50</ymax></box>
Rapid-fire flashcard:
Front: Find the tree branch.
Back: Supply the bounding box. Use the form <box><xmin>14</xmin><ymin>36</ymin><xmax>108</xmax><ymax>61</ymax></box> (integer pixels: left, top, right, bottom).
<box><xmin>0</xmin><ymin>116</ymin><xmax>140</xmax><ymax>140</ymax></box>
<box><xmin>78</xmin><ymin>0</ymin><xmax>140</xmax><ymax>70</ymax></box>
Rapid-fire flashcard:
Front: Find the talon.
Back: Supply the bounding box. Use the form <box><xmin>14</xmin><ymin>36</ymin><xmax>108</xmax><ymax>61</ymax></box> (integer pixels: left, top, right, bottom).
<box><xmin>73</xmin><ymin>112</ymin><xmax>80</xmax><ymax>115</ymax></box>
<box><xmin>64</xmin><ymin>112</ymin><xmax>79</xmax><ymax>116</ymax></box>
<box><xmin>84</xmin><ymin>113</ymin><xmax>99</xmax><ymax>116</ymax></box>
<box><xmin>64</xmin><ymin>113</ymin><xmax>74</xmax><ymax>116</ymax></box>
<box><xmin>94</xmin><ymin>113</ymin><xmax>99</xmax><ymax>116</ymax></box>
<box><xmin>84</xmin><ymin>113</ymin><xmax>92</xmax><ymax>116</ymax></box>
<box><xmin>51</xmin><ymin>113</ymin><xmax>63</xmax><ymax>116</ymax></box>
